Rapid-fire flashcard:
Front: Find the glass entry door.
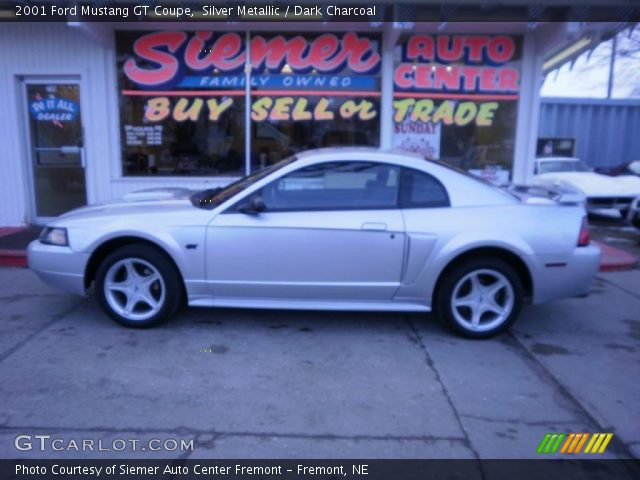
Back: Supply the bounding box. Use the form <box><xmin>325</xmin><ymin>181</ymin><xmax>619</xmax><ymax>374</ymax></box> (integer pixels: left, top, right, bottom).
<box><xmin>23</xmin><ymin>80</ymin><xmax>87</xmax><ymax>221</ymax></box>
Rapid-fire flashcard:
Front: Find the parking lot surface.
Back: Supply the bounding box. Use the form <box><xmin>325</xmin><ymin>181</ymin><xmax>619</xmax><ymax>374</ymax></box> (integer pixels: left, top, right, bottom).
<box><xmin>0</xmin><ymin>267</ymin><xmax>638</xmax><ymax>460</ymax></box>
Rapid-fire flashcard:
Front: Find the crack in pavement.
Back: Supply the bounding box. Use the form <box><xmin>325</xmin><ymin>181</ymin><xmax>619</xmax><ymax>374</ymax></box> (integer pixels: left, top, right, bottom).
<box><xmin>404</xmin><ymin>316</ymin><xmax>485</xmax><ymax>477</ymax></box>
<box><xmin>0</xmin><ymin>294</ymin><xmax>63</xmax><ymax>304</ymax></box>
<box><xmin>506</xmin><ymin>332</ymin><xmax>637</xmax><ymax>459</ymax></box>
<box><xmin>597</xmin><ymin>276</ymin><xmax>640</xmax><ymax>301</ymax></box>
<box><xmin>0</xmin><ymin>425</ymin><xmax>467</xmax><ymax>444</ymax></box>
<box><xmin>459</xmin><ymin>414</ymin><xmax>580</xmax><ymax>427</ymax></box>
<box><xmin>0</xmin><ymin>299</ymin><xmax>86</xmax><ymax>364</ymax></box>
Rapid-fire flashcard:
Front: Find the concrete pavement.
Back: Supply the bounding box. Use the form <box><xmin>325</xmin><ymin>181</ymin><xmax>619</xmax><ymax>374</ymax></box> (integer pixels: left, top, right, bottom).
<box><xmin>0</xmin><ymin>268</ymin><xmax>638</xmax><ymax>459</ymax></box>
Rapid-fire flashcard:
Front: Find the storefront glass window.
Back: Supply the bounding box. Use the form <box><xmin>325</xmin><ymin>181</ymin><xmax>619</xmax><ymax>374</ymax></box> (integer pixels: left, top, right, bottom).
<box><xmin>116</xmin><ymin>31</ymin><xmax>246</xmax><ymax>176</ymax></box>
<box><xmin>249</xmin><ymin>32</ymin><xmax>381</xmax><ymax>171</ymax></box>
<box><xmin>393</xmin><ymin>34</ymin><xmax>522</xmax><ymax>184</ymax></box>
<box><xmin>116</xmin><ymin>31</ymin><xmax>382</xmax><ymax>178</ymax></box>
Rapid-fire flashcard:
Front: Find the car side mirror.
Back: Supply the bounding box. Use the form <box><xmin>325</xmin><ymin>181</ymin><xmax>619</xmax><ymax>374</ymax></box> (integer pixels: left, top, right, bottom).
<box><xmin>237</xmin><ymin>195</ymin><xmax>266</xmax><ymax>215</ymax></box>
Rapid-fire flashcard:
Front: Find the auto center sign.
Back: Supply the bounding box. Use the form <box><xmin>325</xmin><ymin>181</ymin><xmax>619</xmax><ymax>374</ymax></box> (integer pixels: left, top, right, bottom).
<box><xmin>395</xmin><ymin>34</ymin><xmax>519</xmax><ymax>93</ymax></box>
<box><xmin>117</xmin><ymin>31</ymin><xmax>519</xmax><ymax>125</ymax></box>
<box><xmin>393</xmin><ymin>34</ymin><xmax>520</xmax><ymax>130</ymax></box>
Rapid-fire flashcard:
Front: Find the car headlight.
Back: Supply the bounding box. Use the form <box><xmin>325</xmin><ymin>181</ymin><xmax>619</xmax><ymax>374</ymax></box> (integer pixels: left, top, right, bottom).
<box><xmin>39</xmin><ymin>227</ymin><xmax>68</xmax><ymax>246</ymax></box>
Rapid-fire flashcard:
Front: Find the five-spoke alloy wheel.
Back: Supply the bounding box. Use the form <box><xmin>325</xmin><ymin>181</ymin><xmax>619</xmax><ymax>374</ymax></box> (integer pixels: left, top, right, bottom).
<box><xmin>451</xmin><ymin>269</ymin><xmax>514</xmax><ymax>333</ymax></box>
<box><xmin>436</xmin><ymin>258</ymin><xmax>523</xmax><ymax>338</ymax></box>
<box><xmin>96</xmin><ymin>245</ymin><xmax>182</xmax><ymax>328</ymax></box>
<box><xmin>104</xmin><ymin>258</ymin><xmax>166</xmax><ymax>322</ymax></box>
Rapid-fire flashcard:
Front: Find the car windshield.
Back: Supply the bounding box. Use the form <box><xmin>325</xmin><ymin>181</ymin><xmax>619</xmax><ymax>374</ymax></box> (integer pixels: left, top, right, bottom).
<box><xmin>191</xmin><ymin>156</ymin><xmax>296</xmax><ymax>209</ymax></box>
<box><xmin>538</xmin><ymin>159</ymin><xmax>591</xmax><ymax>174</ymax></box>
<box><xmin>625</xmin><ymin>161</ymin><xmax>640</xmax><ymax>176</ymax></box>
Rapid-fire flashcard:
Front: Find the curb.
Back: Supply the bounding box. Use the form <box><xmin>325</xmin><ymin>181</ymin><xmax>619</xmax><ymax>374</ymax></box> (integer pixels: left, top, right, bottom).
<box><xmin>594</xmin><ymin>241</ymin><xmax>638</xmax><ymax>272</ymax></box>
<box><xmin>0</xmin><ymin>227</ymin><xmax>29</xmax><ymax>268</ymax></box>
<box><xmin>0</xmin><ymin>249</ymin><xmax>27</xmax><ymax>268</ymax></box>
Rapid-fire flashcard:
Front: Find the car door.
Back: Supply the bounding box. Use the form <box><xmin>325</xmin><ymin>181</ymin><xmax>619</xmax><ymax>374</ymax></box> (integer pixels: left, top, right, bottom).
<box><xmin>205</xmin><ymin>161</ymin><xmax>406</xmax><ymax>302</ymax></box>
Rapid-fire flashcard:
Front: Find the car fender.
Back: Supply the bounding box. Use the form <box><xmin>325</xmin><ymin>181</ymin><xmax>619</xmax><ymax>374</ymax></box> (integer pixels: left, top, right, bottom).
<box><xmin>78</xmin><ymin>225</ymin><xmax>202</xmax><ymax>285</ymax></box>
<box><xmin>396</xmin><ymin>232</ymin><xmax>536</xmax><ymax>307</ymax></box>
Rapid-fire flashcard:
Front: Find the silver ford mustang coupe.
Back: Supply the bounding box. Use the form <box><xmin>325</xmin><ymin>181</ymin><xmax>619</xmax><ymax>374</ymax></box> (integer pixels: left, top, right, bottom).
<box><xmin>28</xmin><ymin>148</ymin><xmax>601</xmax><ymax>338</ymax></box>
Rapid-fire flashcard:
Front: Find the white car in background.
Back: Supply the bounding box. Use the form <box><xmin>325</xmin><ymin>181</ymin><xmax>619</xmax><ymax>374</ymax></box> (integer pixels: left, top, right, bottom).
<box><xmin>533</xmin><ymin>157</ymin><xmax>640</xmax><ymax>217</ymax></box>
<box><xmin>628</xmin><ymin>196</ymin><xmax>640</xmax><ymax>230</ymax></box>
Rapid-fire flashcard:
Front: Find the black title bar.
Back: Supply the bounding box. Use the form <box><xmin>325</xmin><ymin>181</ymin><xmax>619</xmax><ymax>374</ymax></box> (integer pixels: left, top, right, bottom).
<box><xmin>2</xmin><ymin>2</ymin><xmax>640</xmax><ymax>22</ymax></box>
<box><xmin>2</xmin><ymin>459</ymin><xmax>640</xmax><ymax>480</ymax></box>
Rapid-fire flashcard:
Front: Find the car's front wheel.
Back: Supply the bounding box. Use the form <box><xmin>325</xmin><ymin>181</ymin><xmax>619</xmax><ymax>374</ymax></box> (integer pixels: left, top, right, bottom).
<box><xmin>95</xmin><ymin>245</ymin><xmax>182</xmax><ymax>328</ymax></box>
<box><xmin>435</xmin><ymin>258</ymin><xmax>523</xmax><ymax>339</ymax></box>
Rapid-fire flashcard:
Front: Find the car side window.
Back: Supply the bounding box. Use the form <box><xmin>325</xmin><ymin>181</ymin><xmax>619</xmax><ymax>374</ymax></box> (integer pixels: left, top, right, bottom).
<box><xmin>259</xmin><ymin>161</ymin><xmax>400</xmax><ymax>211</ymax></box>
<box><xmin>400</xmin><ymin>168</ymin><xmax>450</xmax><ymax>208</ymax></box>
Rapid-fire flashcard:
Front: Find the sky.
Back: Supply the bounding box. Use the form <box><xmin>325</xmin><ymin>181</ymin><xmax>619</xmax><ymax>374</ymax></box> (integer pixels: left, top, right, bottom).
<box><xmin>541</xmin><ymin>26</ymin><xmax>640</xmax><ymax>99</ymax></box>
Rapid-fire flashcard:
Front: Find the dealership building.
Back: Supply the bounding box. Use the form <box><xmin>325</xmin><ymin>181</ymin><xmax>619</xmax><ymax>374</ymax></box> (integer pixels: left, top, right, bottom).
<box><xmin>0</xmin><ymin>8</ymin><xmax>627</xmax><ymax>225</ymax></box>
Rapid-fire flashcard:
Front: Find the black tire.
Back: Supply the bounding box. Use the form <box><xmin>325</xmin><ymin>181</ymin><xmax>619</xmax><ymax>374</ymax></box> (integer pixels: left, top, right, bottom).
<box><xmin>95</xmin><ymin>244</ymin><xmax>182</xmax><ymax>328</ymax></box>
<box><xmin>435</xmin><ymin>257</ymin><xmax>524</xmax><ymax>339</ymax></box>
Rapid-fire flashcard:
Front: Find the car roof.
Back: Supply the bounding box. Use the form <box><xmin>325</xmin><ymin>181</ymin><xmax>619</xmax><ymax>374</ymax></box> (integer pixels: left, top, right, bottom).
<box><xmin>280</xmin><ymin>148</ymin><xmax>518</xmax><ymax>206</ymax></box>
<box><xmin>295</xmin><ymin>147</ymin><xmax>425</xmax><ymax>161</ymax></box>
<box><xmin>293</xmin><ymin>148</ymin><xmax>432</xmax><ymax>171</ymax></box>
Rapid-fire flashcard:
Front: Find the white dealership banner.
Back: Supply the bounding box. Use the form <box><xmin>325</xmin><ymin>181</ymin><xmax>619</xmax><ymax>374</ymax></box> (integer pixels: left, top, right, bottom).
<box><xmin>393</xmin><ymin>118</ymin><xmax>441</xmax><ymax>160</ymax></box>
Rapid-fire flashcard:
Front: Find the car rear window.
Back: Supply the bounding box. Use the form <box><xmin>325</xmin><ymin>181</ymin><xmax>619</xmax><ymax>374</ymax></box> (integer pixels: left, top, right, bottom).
<box><xmin>400</xmin><ymin>168</ymin><xmax>450</xmax><ymax>208</ymax></box>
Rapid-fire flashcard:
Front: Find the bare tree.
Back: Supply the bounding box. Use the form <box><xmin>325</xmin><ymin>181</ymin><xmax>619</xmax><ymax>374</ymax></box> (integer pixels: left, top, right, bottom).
<box><xmin>613</xmin><ymin>25</ymin><xmax>640</xmax><ymax>97</ymax></box>
<box><xmin>544</xmin><ymin>24</ymin><xmax>640</xmax><ymax>98</ymax></box>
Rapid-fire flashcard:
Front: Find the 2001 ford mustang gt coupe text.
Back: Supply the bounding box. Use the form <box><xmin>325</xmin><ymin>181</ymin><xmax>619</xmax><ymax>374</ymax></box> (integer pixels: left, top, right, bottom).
<box><xmin>28</xmin><ymin>148</ymin><xmax>601</xmax><ymax>338</ymax></box>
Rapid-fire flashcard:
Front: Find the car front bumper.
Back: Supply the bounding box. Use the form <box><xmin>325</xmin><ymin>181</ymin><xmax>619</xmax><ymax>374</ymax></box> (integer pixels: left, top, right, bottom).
<box><xmin>626</xmin><ymin>196</ymin><xmax>640</xmax><ymax>229</ymax></box>
<box><xmin>587</xmin><ymin>196</ymin><xmax>636</xmax><ymax>215</ymax></box>
<box><xmin>530</xmin><ymin>243</ymin><xmax>601</xmax><ymax>305</ymax></box>
<box><xmin>27</xmin><ymin>240</ymin><xmax>89</xmax><ymax>296</ymax></box>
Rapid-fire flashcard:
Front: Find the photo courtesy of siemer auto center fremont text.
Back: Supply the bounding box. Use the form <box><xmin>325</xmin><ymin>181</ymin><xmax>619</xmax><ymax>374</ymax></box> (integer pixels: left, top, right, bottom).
<box><xmin>0</xmin><ymin>0</ymin><xmax>639</xmax><ymax>479</ymax></box>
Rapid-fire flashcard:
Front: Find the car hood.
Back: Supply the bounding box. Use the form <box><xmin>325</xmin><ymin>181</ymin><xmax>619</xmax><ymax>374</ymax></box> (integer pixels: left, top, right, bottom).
<box><xmin>534</xmin><ymin>172</ymin><xmax>640</xmax><ymax>197</ymax></box>
<box><xmin>55</xmin><ymin>188</ymin><xmax>197</xmax><ymax>224</ymax></box>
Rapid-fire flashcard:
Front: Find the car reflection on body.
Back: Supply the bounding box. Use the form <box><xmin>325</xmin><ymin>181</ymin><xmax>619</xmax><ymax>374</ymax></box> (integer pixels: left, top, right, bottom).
<box><xmin>28</xmin><ymin>148</ymin><xmax>600</xmax><ymax>338</ymax></box>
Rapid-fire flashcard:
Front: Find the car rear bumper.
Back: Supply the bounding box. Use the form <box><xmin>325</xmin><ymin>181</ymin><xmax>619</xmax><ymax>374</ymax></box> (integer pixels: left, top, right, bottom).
<box><xmin>27</xmin><ymin>240</ymin><xmax>89</xmax><ymax>296</ymax></box>
<box><xmin>530</xmin><ymin>243</ymin><xmax>601</xmax><ymax>304</ymax></box>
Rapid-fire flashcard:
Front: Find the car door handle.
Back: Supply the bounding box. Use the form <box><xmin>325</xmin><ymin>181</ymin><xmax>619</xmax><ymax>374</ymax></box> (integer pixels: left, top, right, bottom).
<box><xmin>361</xmin><ymin>222</ymin><xmax>387</xmax><ymax>231</ymax></box>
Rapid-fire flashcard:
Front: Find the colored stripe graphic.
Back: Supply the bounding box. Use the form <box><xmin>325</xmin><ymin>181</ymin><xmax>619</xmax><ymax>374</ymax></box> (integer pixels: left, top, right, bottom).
<box><xmin>544</xmin><ymin>434</ymin><xmax>558</xmax><ymax>453</ymax></box>
<box><xmin>560</xmin><ymin>433</ymin><xmax>575</xmax><ymax>453</ymax></box>
<box><xmin>537</xmin><ymin>434</ymin><xmax>552</xmax><ymax>454</ymax></box>
<box><xmin>550</xmin><ymin>434</ymin><xmax>565</xmax><ymax>453</ymax></box>
<box><xmin>573</xmin><ymin>433</ymin><xmax>589</xmax><ymax>453</ymax></box>
<box><xmin>584</xmin><ymin>433</ymin><xmax>614</xmax><ymax>454</ymax></box>
<box><xmin>539</xmin><ymin>433</ymin><xmax>614</xmax><ymax>454</ymax></box>
<box><xmin>537</xmin><ymin>433</ymin><xmax>565</xmax><ymax>453</ymax></box>
<box><xmin>597</xmin><ymin>433</ymin><xmax>614</xmax><ymax>453</ymax></box>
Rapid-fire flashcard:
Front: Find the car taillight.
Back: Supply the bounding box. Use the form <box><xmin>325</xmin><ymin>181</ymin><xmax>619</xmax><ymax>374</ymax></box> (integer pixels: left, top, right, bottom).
<box><xmin>577</xmin><ymin>217</ymin><xmax>590</xmax><ymax>247</ymax></box>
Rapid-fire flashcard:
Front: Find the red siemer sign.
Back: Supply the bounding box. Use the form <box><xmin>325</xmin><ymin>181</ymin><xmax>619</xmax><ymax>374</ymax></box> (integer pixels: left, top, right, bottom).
<box><xmin>122</xmin><ymin>31</ymin><xmax>519</xmax><ymax>95</ymax></box>
<box><xmin>124</xmin><ymin>32</ymin><xmax>381</xmax><ymax>87</ymax></box>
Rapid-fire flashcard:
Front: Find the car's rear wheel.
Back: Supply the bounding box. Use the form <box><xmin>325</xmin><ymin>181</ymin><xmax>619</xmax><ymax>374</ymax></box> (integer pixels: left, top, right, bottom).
<box><xmin>436</xmin><ymin>258</ymin><xmax>523</xmax><ymax>339</ymax></box>
<box><xmin>95</xmin><ymin>245</ymin><xmax>181</xmax><ymax>328</ymax></box>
